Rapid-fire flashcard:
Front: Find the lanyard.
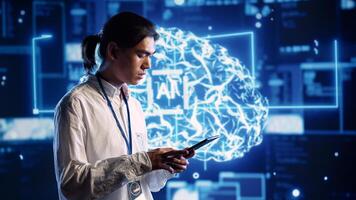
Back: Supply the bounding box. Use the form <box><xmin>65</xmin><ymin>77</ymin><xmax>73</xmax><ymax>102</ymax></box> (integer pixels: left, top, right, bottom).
<box><xmin>96</xmin><ymin>73</ymin><xmax>133</xmax><ymax>155</ymax></box>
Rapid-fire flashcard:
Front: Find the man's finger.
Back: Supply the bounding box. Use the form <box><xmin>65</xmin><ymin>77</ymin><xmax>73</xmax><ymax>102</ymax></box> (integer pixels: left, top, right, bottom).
<box><xmin>159</xmin><ymin>147</ymin><xmax>174</xmax><ymax>153</ymax></box>
<box><xmin>163</xmin><ymin>149</ymin><xmax>189</xmax><ymax>157</ymax></box>
<box><xmin>184</xmin><ymin>149</ymin><xmax>195</xmax><ymax>158</ymax></box>
<box><xmin>160</xmin><ymin>163</ymin><xmax>174</xmax><ymax>174</ymax></box>
<box><xmin>162</xmin><ymin>157</ymin><xmax>188</xmax><ymax>165</ymax></box>
<box><xmin>167</xmin><ymin>162</ymin><xmax>187</xmax><ymax>171</ymax></box>
<box><xmin>173</xmin><ymin>169</ymin><xmax>184</xmax><ymax>173</ymax></box>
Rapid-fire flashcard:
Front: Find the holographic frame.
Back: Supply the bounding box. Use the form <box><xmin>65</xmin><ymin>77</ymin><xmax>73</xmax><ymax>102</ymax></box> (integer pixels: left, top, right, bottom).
<box><xmin>32</xmin><ymin>1</ymin><xmax>66</xmax><ymax>114</ymax></box>
<box><xmin>268</xmin><ymin>40</ymin><xmax>339</xmax><ymax>110</ymax></box>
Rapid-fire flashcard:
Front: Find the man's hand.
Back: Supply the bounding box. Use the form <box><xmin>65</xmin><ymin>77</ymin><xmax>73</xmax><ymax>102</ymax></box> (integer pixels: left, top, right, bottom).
<box><xmin>147</xmin><ymin>148</ymin><xmax>194</xmax><ymax>173</ymax></box>
<box><xmin>183</xmin><ymin>148</ymin><xmax>195</xmax><ymax>159</ymax></box>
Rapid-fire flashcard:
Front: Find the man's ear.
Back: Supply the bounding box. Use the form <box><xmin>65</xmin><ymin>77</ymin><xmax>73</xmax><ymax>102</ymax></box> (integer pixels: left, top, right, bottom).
<box><xmin>106</xmin><ymin>42</ymin><xmax>119</xmax><ymax>60</ymax></box>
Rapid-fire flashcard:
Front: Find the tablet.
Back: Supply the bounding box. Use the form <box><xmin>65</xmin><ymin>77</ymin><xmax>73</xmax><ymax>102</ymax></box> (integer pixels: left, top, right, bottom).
<box><xmin>188</xmin><ymin>135</ymin><xmax>220</xmax><ymax>150</ymax></box>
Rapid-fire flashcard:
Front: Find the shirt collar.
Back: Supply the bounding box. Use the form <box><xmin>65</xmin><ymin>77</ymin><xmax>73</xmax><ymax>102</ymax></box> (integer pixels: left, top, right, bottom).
<box><xmin>86</xmin><ymin>74</ymin><xmax>130</xmax><ymax>99</ymax></box>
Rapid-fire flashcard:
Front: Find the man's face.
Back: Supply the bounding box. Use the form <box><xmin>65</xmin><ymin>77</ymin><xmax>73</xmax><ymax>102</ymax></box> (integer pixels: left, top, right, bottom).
<box><xmin>113</xmin><ymin>36</ymin><xmax>155</xmax><ymax>85</ymax></box>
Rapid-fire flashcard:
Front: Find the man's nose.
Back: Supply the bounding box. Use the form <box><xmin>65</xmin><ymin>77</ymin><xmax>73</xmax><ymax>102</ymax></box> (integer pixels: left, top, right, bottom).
<box><xmin>143</xmin><ymin>56</ymin><xmax>151</xmax><ymax>69</ymax></box>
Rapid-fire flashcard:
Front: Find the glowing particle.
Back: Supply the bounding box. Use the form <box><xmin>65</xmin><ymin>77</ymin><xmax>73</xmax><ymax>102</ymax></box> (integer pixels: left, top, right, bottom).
<box><xmin>313</xmin><ymin>48</ymin><xmax>319</xmax><ymax>55</ymax></box>
<box><xmin>255</xmin><ymin>22</ymin><xmax>262</xmax><ymax>28</ymax></box>
<box><xmin>256</xmin><ymin>13</ymin><xmax>262</xmax><ymax>19</ymax></box>
<box><xmin>314</xmin><ymin>40</ymin><xmax>319</xmax><ymax>46</ymax></box>
<box><xmin>192</xmin><ymin>172</ymin><xmax>199</xmax><ymax>179</ymax></box>
<box><xmin>324</xmin><ymin>176</ymin><xmax>328</xmax><ymax>181</ymax></box>
<box><xmin>292</xmin><ymin>189</ymin><xmax>300</xmax><ymax>197</ymax></box>
<box><xmin>334</xmin><ymin>152</ymin><xmax>339</xmax><ymax>157</ymax></box>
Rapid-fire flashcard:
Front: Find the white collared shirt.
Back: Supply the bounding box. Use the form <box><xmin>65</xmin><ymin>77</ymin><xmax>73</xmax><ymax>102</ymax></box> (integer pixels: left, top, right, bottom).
<box><xmin>53</xmin><ymin>74</ymin><xmax>173</xmax><ymax>200</ymax></box>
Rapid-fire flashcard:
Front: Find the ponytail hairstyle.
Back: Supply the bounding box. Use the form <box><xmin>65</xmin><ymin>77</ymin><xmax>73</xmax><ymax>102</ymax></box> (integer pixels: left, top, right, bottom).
<box><xmin>81</xmin><ymin>35</ymin><xmax>100</xmax><ymax>72</ymax></box>
<box><xmin>81</xmin><ymin>12</ymin><xmax>159</xmax><ymax>73</ymax></box>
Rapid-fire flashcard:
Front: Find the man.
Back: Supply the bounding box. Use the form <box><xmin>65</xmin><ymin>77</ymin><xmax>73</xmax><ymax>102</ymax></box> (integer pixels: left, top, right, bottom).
<box><xmin>53</xmin><ymin>12</ymin><xmax>194</xmax><ymax>200</ymax></box>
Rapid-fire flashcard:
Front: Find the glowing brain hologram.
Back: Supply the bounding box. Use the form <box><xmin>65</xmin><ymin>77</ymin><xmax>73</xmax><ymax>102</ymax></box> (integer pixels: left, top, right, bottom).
<box><xmin>131</xmin><ymin>27</ymin><xmax>269</xmax><ymax>162</ymax></box>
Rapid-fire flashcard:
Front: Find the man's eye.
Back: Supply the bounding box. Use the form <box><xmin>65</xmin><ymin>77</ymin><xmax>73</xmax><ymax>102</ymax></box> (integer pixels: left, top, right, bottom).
<box><xmin>137</xmin><ymin>54</ymin><xmax>144</xmax><ymax>58</ymax></box>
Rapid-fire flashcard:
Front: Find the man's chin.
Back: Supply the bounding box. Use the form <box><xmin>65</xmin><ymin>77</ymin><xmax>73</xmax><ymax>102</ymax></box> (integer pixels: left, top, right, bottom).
<box><xmin>133</xmin><ymin>77</ymin><xmax>146</xmax><ymax>85</ymax></box>
<box><xmin>128</xmin><ymin>79</ymin><xmax>141</xmax><ymax>85</ymax></box>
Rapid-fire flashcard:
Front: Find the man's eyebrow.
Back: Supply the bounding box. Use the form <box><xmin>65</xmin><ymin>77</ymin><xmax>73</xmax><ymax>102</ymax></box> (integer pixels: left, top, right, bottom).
<box><xmin>136</xmin><ymin>49</ymin><xmax>156</xmax><ymax>55</ymax></box>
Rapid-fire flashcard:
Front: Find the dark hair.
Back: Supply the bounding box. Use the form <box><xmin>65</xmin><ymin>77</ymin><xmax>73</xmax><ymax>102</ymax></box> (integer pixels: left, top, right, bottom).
<box><xmin>81</xmin><ymin>12</ymin><xmax>159</xmax><ymax>73</ymax></box>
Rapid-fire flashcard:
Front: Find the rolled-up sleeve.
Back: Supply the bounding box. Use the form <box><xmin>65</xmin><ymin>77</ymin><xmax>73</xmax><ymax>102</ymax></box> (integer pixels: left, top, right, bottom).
<box><xmin>53</xmin><ymin>97</ymin><xmax>152</xmax><ymax>200</ymax></box>
<box><xmin>143</xmin><ymin>169</ymin><xmax>175</xmax><ymax>192</ymax></box>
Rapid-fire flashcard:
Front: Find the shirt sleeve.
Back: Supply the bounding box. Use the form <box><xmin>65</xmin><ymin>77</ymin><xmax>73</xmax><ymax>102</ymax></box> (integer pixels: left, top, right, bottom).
<box><xmin>53</xmin><ymin>96</ymin><xmax>152</xmax><ymax>200</ymax></box>
<box><xmin>143</xmin><ymin>169</ymin><xmax>176</xmax><ymax>192</ymax></box>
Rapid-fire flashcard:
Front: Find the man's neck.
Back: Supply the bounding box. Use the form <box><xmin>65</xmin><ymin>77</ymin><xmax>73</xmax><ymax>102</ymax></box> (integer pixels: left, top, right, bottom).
<box><xmin>98</xmin><ymin>66</ymin><xmax>124</xmax><ymax>88</ymax></box>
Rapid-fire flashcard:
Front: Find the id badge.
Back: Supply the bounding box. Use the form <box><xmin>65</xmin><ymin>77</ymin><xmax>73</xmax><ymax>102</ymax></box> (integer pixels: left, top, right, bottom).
<box><xmin>128</xmin><ymin>181</ymin><xmax>145</xmax><ymax>200</ymax></box>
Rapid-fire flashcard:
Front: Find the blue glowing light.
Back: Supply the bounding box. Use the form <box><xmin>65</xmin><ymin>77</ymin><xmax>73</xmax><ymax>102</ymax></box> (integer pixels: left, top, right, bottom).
<box><xmin>292</xmin><ymin>189</ymin><xmax>300</xmax><ymax>197</ymax></box>
<box><xmin>131</xmin><ymin>27</ymin><xmax>268</xmax><ymax>162</ymax></box>
<box><xmin>32</xmin><ymin>34</ymin><xmax>53</xmax><ymax>115</ymax></box>
<box><xmin>192</xmin><ymin>172</ymin><xmax>200</xmax><ymax>179</ymax></box>
<box><xmin>174</xmin><ymin>0</ymin><xmax>185</xmax><ymax>6</ymax></box>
